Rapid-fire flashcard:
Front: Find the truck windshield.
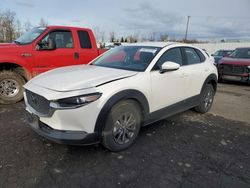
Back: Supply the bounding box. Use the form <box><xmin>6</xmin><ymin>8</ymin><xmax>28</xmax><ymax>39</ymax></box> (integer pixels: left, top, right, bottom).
<box><xmin>14</xmin><ymin>27</ymin><xmax>47</xmax><ymax>45</ymax></box>
<box><xmin>92</xmin><ymin>46</ymin><xmax>161</xmax><ymax>72</ymax></box>
<box><xmin>229</xmin><ymin>48</ymin><xmax>250</xmax><ymax>59</ymax></box>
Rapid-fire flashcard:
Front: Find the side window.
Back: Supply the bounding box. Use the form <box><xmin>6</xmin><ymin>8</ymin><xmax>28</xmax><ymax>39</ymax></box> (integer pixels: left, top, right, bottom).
<box><xmin>154</xmin><ymin>48</ymin><xmax>182</xmax><ymax>69</ymax></box>
<box><xmin>77</xmin><ymin>30</ymin><xmax>92</xmax><ymax>49</ymax></box>
<box><xmin>40</xmin><ymin>30</ymin><xmax>74</xmax><ymax>49</ymax></box>
<box><xmin>184</xmin><ymin>48</ymin><xmax>201</xmax><ymax>65</ymax></box>
<box><xmin>195</xmin><ymin>49</ymin><xmax>206</xmax><ymax>62</ymax></box>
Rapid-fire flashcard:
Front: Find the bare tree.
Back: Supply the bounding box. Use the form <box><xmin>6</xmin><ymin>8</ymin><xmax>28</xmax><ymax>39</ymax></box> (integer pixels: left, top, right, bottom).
<box><xmin>0</xmin><ymin>10</ymin><xmax>16</xmax><ymax>42</ymax></box>
<box><xmin>93</xmin><ymin>26</ymin><xmax>101</xmax><ymax>43</ymax></box>
<box><xmin>148</xmin><ymin>32</ymin><xmax>156</xmax><ymax>41</ymax></box>
<box><xmin>140</xmin><ymin>34</ymin><xmax>148</xmax><ymax>42</ymax></box>
<box><xmin>100</xmin><ymin>30</ymin><xmax>106</xmax><ymax>43</ymax></box>
<box><xmin>109</xmin><ymin>31</ymin><xmax>115</xmax><ymax>42</ymax></box>
<box><xmin>15</xmin><ymin>19</ymin><xmax>22</xmax><ymax>38</ymax></box>
<box><xmin>0</xmin><ymin>12</ymin><xmax>4</xmax><ymax>42</ymax></box>
<box><xmin>160</xmin><ymin>33</ymin><xmax>168</xmax><ymax>42</ymax></box>
<box><xmin>24</xmin><ymin>20</ymin><xmax>32</xmax><ymax>32</ymax></box>
<box><xmin>39</xmin><ymin>18</ymin><xmax>48</xmax><ymax>27</ymax></box>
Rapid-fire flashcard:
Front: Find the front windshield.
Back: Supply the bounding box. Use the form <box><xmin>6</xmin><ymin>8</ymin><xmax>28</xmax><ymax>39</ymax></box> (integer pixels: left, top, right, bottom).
<box><xmin>92</xmin><ymin>46</ymin><xmax>161</xmax><ymax>71</ymax></box>
<box><xmin>15</xmin><ymin>27</ymin><xmax>47</xmax><ymax>45</ymax></box>
<box><xmin>229</xmin><ymin>48</ymin><xmax>250</xmax><ymax>59</ymax></box>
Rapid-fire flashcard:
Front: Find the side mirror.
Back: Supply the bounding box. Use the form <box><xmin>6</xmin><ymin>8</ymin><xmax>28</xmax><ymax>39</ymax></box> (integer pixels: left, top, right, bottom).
<box><xmin>160</xmin><ymin>61</ymin><xmax>180</xmax><ymax>73</ymax></box>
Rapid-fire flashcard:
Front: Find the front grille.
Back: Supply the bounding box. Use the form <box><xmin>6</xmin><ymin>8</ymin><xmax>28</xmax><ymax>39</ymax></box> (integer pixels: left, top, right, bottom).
<box><xmin>26</xmin><ymin>90</ymin><xmax>50</xmax><ymax>115</ymax></box>
<box><xmin>220</xmin><ymin>64</ymin><xmax>247</xmax><ymax>74</ymax></box>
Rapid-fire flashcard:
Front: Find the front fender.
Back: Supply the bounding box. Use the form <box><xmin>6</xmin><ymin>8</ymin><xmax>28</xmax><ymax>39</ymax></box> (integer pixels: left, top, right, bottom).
<box><xmin>94</xmin><ymin>89</ymin><xmax>150</xmax><ymax>133</ymax></box>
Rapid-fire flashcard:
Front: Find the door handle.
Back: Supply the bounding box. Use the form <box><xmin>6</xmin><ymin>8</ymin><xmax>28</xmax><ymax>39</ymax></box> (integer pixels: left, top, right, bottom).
<box><xmin>74</xmin><ymin>52</ymin><xmax>79</xmax><ymax>60</ymax></box>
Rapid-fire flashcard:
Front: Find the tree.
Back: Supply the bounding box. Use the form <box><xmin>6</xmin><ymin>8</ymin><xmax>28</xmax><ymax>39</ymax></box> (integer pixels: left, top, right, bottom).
<box><xmin>93</xmin><ymin>26</ymin><xmax>101</xmax><ymax>43</ymax></box>
<box><xmin>0</xmin><ymin>9</ymin><xmax>16</xmax><ymax>42</ymax></box>
<box><xmin>120</xmin><ymin>37</ymin><xmax>124</xmax><ymax>43</ymax></box>
<box><xmin>15</xmin><ymin>19</ymin><xmax>22</xmax><ymax>38</ymax></box>
<box><xmin>148</xmin><ymin>32</ymin><xmax>156</xmax><ymax>41</ymax></box>
<box><xmin>109</xmin><ymin>31</ymin><xmax>115</xmax><ymax>42</ymax></box>
<box><xmin>100</xmin><ymin>30</ymin><xmax>106</xmax><ymax>43</ymax></box>
<box><xmin>24</xmin><ymin>20</ymin><xmax>32</xmax><ymax>32</ymax></box>
<box><xmin>39</xmin><ymin>18</ymin><xmax>48</xmax><ymax>27</ymax></box>
<box><xmin>160</xmin><ymin>33</ymin><xmax>168</xmax><ymax>42</ymax></box>
<box><xmin>127</xmin><ymin>33</ymin><xmax>139</xmax><ymax>43</ymax></box>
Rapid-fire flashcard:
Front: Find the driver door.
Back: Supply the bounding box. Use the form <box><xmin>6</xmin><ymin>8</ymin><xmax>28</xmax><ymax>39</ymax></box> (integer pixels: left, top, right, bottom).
<box><xmin>150</xmin><ymin>47</ymin><xmax>189</xmax><ymax>112</ymax></box>
<box><xmin>33</xmin><ymin>30</ymin><xmax>78</xmax><ymax>75</ymax></box>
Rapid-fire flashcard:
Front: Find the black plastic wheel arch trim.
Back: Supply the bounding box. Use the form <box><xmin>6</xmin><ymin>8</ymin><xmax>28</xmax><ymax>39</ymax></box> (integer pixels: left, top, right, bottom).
<box><xmin>94</xmin><ymin>89</ymin><xmax>150</xmax><ymax>133</ymax></box>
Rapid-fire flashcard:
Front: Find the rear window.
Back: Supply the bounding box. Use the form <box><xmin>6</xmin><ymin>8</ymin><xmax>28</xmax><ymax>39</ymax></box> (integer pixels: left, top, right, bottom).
<box><xmin>77</xmin><ymin>30</ymin><xmax>92</xmax><ymax>49</ymax></box>
<box><xmin>184</xmin><ymin>47</ymin><xmax>202</xmax><ymax>65</ymax></box>
<box><xmin>195</xmin><ymin>49</ymin><xmax>206</xmax><ymax>62</ymax></box>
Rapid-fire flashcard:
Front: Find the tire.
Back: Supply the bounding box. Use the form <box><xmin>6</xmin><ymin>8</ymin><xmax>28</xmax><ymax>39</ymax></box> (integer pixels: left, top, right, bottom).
<box><xmin>0</xmin><ymin>71</ymin><xmax>26</xmax><ymax>104</ymax></box>
<box><xmin>194</xmin><ymin>84</ymin><xmax>215</xmax><ymax>114</ymax></box>
<box><xmin>102</xmin><ymin>100</ymin><xmax>142</xmax><ymax>151</ymax></box>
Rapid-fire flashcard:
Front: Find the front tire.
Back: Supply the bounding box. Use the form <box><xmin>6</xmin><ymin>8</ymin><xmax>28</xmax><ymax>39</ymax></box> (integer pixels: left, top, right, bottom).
<box><xmin>102</xmin><ymin>100</ymin><xmax>142</xmax><ymax>151</ymax></box>
<box><xmin>194</xmin><ymin>84</ymin><xmax>215</xmax><ymax>113</ymax></box>
<box><xmin>0</xmin><ymin>71</ymin><xmax>25</xmax><ymax>104</ymax></box>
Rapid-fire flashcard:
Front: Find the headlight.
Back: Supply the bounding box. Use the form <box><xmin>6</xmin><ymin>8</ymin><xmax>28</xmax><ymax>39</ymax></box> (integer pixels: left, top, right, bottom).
<box><xmin>247</xmin><ymin>65</ymin><xmax>250</xmax><ymax>69</ymax></box>
<box><xmin>50</xmin><ymin>93</ymin><xmax>102</xmax><ymax>109</ymax></box>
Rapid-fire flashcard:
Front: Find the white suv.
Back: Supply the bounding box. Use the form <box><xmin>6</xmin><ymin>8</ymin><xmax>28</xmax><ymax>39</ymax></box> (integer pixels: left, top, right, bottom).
<box><xmin>24</xmin><ymin>42</ymin><xmax>217</xmax><ymax>151</ymax></box>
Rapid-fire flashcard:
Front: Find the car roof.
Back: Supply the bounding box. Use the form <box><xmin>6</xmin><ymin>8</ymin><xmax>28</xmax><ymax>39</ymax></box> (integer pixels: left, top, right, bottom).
<box><xmin>46</xmin><ymin>25</ymin><xmax>91</xmax><ymax>31</ymax></box>
<box><xmin>236</xmin><ymin>47</ymin><xmax>250</xmax><ymax>50</ymax></box>
<box><xmin>122</xmin><ymin>42</ymin><xmax>186</xmax><ymax>48</ymax></box>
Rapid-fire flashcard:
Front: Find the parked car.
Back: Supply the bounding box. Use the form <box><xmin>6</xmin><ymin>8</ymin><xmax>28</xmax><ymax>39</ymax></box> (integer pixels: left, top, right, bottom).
<box><xmin>218</xmin><ymin>48</ymin><xmax>250</xmax><ymax>83</ymax></box>
<box><xmin>24</xmin><ymin>42</ymin><xmax>218</xmax><ymax>151</ymax></box>
<box><xmin>212</xmin><ymin>50</ymin><xmax>233</xmax><ymax>64</ymax></box>
<box><xmin>0</xmin><ymin>26</ymin><xmax>107</xmax><ymax>104</ymax></box>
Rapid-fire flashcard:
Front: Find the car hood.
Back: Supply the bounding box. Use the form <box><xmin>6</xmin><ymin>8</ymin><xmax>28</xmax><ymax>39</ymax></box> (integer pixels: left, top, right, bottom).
<box><xmin>0</xmin><ymin>43</ymin><xmax>18</xmax><ymax>49</ymax></box>
<box><xmin>25</xmin><ymin>65</ymin><xmax>138</xmax><ymax>92</ymax></box>
<box><xmin>220</xmin><ymin>57</ymin><xmax>250</xmax><ymax>66</ymax></box>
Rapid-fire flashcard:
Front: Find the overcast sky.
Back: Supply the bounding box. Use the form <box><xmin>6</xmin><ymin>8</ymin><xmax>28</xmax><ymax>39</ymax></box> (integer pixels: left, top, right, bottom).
<box><xmin>1</xmin><ymin>0</ymin><xmax>250</xmax><ymax>40</ymax></box>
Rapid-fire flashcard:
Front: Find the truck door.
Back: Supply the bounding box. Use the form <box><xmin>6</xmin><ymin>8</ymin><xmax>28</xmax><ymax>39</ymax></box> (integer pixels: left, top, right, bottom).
<box><xmin>76</xmin><ymin>30</ymin><xmax>99</xmax><ymax>64</ymax></box>
<box><xmin>33</xmin><ymin>29</ymin><xmax>79</xmax><ymax>75</ymax></box>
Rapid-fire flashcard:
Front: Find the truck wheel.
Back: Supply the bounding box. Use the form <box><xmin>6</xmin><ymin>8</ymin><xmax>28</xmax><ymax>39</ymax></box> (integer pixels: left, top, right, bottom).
<box><xmin>102</xmin><ymin>100</ymin><xmax>142</xmax><ymax>152</ymax></box>
<box><xmin>0</xmin><ymin>71</ymin><xmax>26</xmax><ymax>104</ymax></box>
<box><xmin>194</xmin><ymin>84</ymin><xmax>215</xmax><ymax>114</ymax></box>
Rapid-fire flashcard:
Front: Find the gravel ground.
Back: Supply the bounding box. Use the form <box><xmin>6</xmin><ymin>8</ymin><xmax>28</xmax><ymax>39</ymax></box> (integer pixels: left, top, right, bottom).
<box><xmin>0</xmin><ymin>83</ymin><xmax>250</xmax><ymax>188</ymax></box>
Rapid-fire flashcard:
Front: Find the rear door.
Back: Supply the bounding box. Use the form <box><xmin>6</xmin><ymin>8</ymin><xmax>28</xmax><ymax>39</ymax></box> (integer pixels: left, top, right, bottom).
<box><xmin>181</xmin><ymin>47</ymin><xmax>209</xmax><ymax>97</ymax></box>
<box><xmin>77</xmin><ymin>30</ymin><xmax>99</xmax><ymax>64</ymax></box>
<box><xmin>33</xmin><ymin>29</ymin><xmax>78</xmax><ymax>74</ymax></box>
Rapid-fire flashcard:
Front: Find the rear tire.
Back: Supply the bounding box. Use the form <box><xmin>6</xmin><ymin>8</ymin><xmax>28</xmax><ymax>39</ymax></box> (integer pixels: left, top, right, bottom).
<box><xmin>102</xmin><ymin>100</ymin><xmax>142</xmax><ymax>152</ymax></box>
<box><xmin>0</xmin><ymin>71</ymin><xmax>25</xmax><ymax>104</ymax></box>
<box><xmin>194</xmin><ymin>84</ymin><xmax>215</xmax><ymax>113</ymax></box>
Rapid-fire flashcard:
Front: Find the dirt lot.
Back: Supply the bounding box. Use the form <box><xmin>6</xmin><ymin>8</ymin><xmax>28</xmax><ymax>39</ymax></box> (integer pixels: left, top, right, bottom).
<box><xmin>0</xmin><ymin>82</ymin><xmax>250</xmax><ymax>188</ymax></box>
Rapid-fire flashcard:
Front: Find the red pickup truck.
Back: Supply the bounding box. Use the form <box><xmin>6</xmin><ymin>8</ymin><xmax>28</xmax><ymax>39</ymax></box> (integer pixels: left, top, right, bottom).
<box><xmin>0</xmin><ymin>26</ymin><xmax>106</xmax><ymax>104</ymax></box>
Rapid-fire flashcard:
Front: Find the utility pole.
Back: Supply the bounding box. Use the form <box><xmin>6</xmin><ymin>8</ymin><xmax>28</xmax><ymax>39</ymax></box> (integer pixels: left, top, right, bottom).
<box><xmin>184</xmin><ymin>16</ymin><xmax>191</xmax><ymax>41</ymax></box>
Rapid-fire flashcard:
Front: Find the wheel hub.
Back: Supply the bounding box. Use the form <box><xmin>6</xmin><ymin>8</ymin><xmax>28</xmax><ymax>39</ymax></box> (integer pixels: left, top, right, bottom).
<box><xmin>113</xmin><ymin>113</ymin><xmax>137</xmax><ymax>145</ymax></box>
<box><xmin>0</xmin><ymin>79</ymin><xmax>19</xmax><ymax>98</ymax></box>
<box><xmin>204</xmin><ymin>90</ymin><xmax>213</xmax><ymax>109</ymax></box>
